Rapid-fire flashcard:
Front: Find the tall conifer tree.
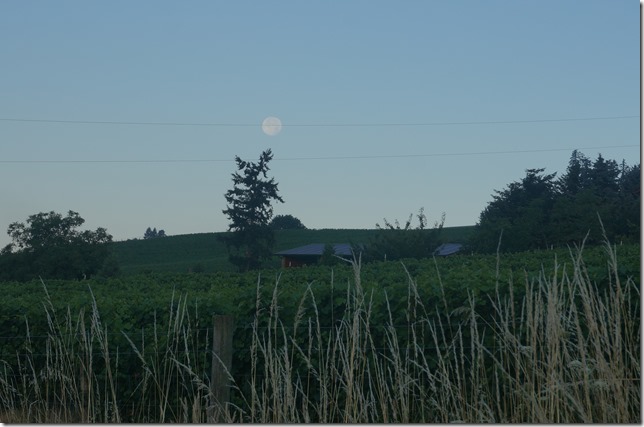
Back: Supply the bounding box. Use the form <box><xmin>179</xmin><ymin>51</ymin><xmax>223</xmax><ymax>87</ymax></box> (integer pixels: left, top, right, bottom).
<box><xmin>221</xmin><ymin>149</ymin><xmax>284</xmax><ymax>271</ymax></box>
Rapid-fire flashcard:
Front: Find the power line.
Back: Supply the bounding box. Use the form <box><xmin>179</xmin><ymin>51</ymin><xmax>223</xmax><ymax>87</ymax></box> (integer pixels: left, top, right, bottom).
<box><xmin>274</xmin><ymin>145</ymin><xmax>639</xmax><ymax>161</ymax></box>
<box><xmin>0</xmin><ymin>115</ymin><xmax>638</xmax><ymax>127</ymax></box>
<box><xmin>0</xmin><ymin>145</ymin><xmax>638</xmax><ymax>164</ymax></box>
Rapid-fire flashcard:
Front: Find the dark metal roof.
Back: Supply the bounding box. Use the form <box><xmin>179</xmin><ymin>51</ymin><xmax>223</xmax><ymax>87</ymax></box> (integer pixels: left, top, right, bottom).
<box><xmin>433</xmin><ymin>243</ymin><xmax>463</xmax><ymax>256</ymax></box>
<box><xmin>275</xmin><ymin>243</ymin><xmax>354</xmax><ymax>257</ymax></box>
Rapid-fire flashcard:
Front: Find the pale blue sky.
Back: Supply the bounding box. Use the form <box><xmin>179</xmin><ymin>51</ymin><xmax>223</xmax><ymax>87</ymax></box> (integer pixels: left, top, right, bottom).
<box><xmin>0</xmin><ymin>0</ymin><xmax>640</xmax><ymax>247</ymax></box>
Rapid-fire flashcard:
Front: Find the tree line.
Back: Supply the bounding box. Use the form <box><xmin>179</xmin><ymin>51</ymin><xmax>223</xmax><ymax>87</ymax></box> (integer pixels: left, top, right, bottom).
<box><xmin>469</xmin><ymin>150</ymin><xmax>640</xmax><ymax>253</ymax></box>
<box><xmin>0</xmin><ymin>149</ymin><xmax>639</xmax><ymax>279</ymax></box>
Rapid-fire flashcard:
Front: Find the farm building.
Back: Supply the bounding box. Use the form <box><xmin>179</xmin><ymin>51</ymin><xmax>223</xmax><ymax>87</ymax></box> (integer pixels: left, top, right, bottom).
<box><xmin>275</xmin><ymin>243</ymin><xmax>354</xmax><ymax>268</ymax></box>
<box><xmin>433</xmin><ymin>243</ymin><xmax>463</xmax><ymax>256</ymax></box>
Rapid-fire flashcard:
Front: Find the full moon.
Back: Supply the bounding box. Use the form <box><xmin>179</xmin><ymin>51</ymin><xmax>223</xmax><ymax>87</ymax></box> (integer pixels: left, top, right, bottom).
<box><xmin>261</xmin><ymin>116</ymin><xmax>282</xmax><ymax>136</ymax></box>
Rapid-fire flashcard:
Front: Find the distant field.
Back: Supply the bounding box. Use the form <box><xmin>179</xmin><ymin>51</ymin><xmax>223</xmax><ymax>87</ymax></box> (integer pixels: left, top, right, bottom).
<box><xmin>112</xmin><ymin>226</ymin><xmax>475</xmax><ymax>275</ymax></box>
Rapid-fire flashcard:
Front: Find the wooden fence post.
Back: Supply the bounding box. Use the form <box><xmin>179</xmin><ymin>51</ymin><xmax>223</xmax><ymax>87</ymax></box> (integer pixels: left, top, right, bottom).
<box><xmin>209</xmin><ymin>315</ymin><xmax>234</xmax><ymax>422</ymax></box>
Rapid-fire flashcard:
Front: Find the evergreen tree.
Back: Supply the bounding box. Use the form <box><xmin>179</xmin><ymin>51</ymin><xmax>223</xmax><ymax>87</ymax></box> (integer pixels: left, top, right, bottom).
<box><xmin>144</xmin><ymin>227</ymin><xmax>166</xmax><ymax>239</ymax></box>
<box><xmin>556</xmin><ymin>149</ymin><xmax>591</xmax><ymax>196</ymax></box>
<box><xmin>550</xmin><ymin>151</ymin><xmax>594</xmax><ymax>243</ymax></box>
<box><xmin>615</xmin><ymin>162</ymin><xmax>640</xmax><ymax>241</ymax></box>
<box><xmin>220</xmin><ymin>149</ymin><xmax>284</xmax><ymax>271</ymax></box>
<box><xmin>553</xmin><ymin>153</ymin><xmax>624</xmax><ymax>243</ymax></box>
<box><xmin>144</xmin><ymin>227</ymin><xmax>155</xmax><ymax>239</ymax></box>
<box><xmin>319</xmin><ymin>243</ymin><xmax>340</xmax><ymax>266</ymax></box>
<box><xmin>590</xmin><ymin>154</ymin><xmax>620</xmax><ymax>199</ymax></box>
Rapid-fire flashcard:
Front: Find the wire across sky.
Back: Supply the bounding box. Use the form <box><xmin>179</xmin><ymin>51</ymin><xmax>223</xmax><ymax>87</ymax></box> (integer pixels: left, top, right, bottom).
<box><xmin>0</xmin><ymin>115</ymin><xmax>638</xmax><ymax>127</ymax></box>
<box><xmin>1</xmin><ymin>115</ymin><xmax>638</xmax><ymax>163</ymax></box>
<box><xmin>0</xmin><ymin>145</ymin><xmax>638</xmax><ymax>164</ymax></box>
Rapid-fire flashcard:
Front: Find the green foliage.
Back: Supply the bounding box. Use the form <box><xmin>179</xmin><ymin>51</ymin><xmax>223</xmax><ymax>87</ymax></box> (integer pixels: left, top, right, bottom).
<box><xmin>0</xmin><ymin>211</ymin><xmax>114</xmax><ymax>281</ymax></box>
<box><xmin>615</xmin><ymin>162</ymin><xmax>641</xmax><ymax>240</ymax></box>
<box><xmin>0</xmin><ymin>242</ymin><xmax>638</xmax><ymax>422</ymax></box>
<box><xmin>471</xmin><ymin>151</ymin><xmax>640</xmax><ymax>253</ymax></box>
<box><xmin>269</xmin><ymin>214</ymin><xmax>306</xmax><ymax>230</ymax></box>
<box><xmin>220</xmin><ymin>149</ymin><xmax>284</xmax><ymax>271</ymax></box>
<box><xmin>366</xmin><ymin>207</ymin><xmax>445</xmax><ymax>261</ymax></box>
<box><xmin>472</xmin><ymin>168</ymin><xmax>557</xmax><ymax>253</ymax></box>
<box><xmin>318</xmin><ymin>243</ymin><xmax>340</xmax><ymax>266</ymax></box>
<box><xmin>0</xmin><ymin>244</ymin><xmax>641</xmax><ymax>420</ymax></box>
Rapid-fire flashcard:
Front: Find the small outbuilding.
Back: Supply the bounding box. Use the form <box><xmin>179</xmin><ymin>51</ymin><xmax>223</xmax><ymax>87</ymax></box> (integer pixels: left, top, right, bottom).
<box><xmin>275</xmin><ymin>243</ymin><xmax>353</xmax><ymax>268</ymax></box>
<box><xmin>433</xmin><ymin>243</ymin><xmax>464</xmax><ymax>256</ymax></box>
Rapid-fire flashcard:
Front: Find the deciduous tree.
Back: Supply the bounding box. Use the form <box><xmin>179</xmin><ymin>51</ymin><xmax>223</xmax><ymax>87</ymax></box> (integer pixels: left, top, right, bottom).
<box><xmin>366</xmin><ymin>207</ymin><xmax>445</xmax><ymax>261</ymax></box>
<box><xmin>1</xmin><ymin>210</ymin><xmax>114</xmax><ymax>280</ymax></box>
<box><xmin>471</xmin><ymin>168</ymin><xmax>557</xmax><ymax>253</ymax></box>
<box><xmin>269</xmin><ymin>214</ymin><xmax>306</xmax><ymax>230</ymax></box>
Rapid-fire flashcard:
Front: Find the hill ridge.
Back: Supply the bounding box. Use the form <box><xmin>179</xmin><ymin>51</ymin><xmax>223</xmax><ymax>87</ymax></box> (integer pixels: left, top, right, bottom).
<box><xmin>112</xmin><ymin>225</ymin><xmax>475</xmax><ymax>275</ymax></box>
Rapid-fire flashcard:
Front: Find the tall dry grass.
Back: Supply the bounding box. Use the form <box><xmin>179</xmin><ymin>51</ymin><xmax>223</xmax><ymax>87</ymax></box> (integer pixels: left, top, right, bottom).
<box><xmin>0</xmin><ymin>287</ymin><xmax>213</xmax><ymax>423</ymax></box>
<box><xmin>0</xmin><ymin>238</ymin><xmax>640</xmax><ymax>422</ymax></box>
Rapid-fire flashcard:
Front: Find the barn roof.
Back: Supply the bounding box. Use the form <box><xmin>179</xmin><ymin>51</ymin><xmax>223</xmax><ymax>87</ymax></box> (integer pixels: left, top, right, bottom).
<box><xmin>275</xmin><ymin>243</ymin><xmax>354</xmax><ymax>257</ymax></box>
<box><xmin>434</xmin><ymin>243</ymin><xmax>463</xmax><ymax>256</ymax></box>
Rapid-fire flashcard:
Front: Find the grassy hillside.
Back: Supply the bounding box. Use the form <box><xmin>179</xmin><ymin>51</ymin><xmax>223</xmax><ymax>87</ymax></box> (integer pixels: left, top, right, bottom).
<box><xmin>112</xmin><ymin>226</ymin><xmax>475</xmax><ymax>275</ymax></box>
